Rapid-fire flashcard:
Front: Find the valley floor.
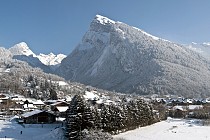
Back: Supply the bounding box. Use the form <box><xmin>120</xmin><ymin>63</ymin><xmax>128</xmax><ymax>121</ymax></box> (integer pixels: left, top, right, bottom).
<box><xmin>114</xmin><ymin>118</ymin><xmax>210</xmax><ymax>140</ymax></box>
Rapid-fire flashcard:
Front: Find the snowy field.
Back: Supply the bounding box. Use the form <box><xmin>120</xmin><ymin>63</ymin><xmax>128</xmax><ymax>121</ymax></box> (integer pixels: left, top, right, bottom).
<box><xmin>114</xmin><ymin>118</ymin><xmax>210</xmax><ymax>140</ymax></box>
<box><xmin>0</xmin><ymin>119</ymin><xmax>66</xmax><ymax>140</ymax></box>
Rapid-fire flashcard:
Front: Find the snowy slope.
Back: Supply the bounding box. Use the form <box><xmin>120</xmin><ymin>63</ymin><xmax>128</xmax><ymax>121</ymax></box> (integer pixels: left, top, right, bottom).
<box><xmin>0</xmin><ymin>47</ymin><xmax>12</xmax><ymax>58</ymax></box>
<box><xmin>57</xmin><ymin>15</ymin><xmax>210</xmax><ymax>97</ymax></box>
<box><xmin>114</xmin><ymin>118</ymin><xmax>210</xmax><ymax>140</ymax></box>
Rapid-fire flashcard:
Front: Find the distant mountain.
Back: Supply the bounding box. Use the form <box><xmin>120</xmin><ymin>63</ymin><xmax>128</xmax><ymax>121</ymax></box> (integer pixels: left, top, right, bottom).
<box><xmin>0</xmin><ymin>42</ymin><xmax>67</xmax><ymax>73</ymax></box>
<box><xmin>9</xmin><ymin>42</ymin><xmax>66</xmax><ymax>66</ymax></box>
<box><xmin>37</xmin><ymin>53</ymin><xmax>66</xmax><ymax>66</ymax></box>
<box><xmin>9</xmin><ymin>42</ymin><xmax>36</xmax><ymax>57</ymax></box>
<box><xmin>185</xmin><ymin>42</ymin><xmax>210</xmax><ymax>59</ymax></box>
<box><xmin>56</xmin><ymin>15</ymin><xmax>210</xmax><ymax>97</ymax></box>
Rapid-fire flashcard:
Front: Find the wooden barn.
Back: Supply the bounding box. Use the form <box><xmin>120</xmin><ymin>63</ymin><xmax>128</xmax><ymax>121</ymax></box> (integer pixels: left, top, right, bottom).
<box><xmin>21</xmin><ymin>110</ymin><xmax>56</xmax><ymax>124</ymax></box>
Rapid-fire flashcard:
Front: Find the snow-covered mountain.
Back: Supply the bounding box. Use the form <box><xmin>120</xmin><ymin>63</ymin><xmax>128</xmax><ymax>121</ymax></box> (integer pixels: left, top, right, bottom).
<box><xmin>37</xmin><ymin>53</ymin><xmax>66</xmax><ymax>66</ymax></box>
<box><xmin>56</xmin><ymin>15</ymin><xmax>210</xmax><ymax>97</ymax></box>
<box><xmin>185</xmin><ymin>42</ymin><xmax>210</xmax><ymax>59</ymax></box>
<box><xmin>0</xmin><ymin>42</ymin><xmax>66</xmax><ymax>73</ymax></box>
<box><xmin>9</xmin><ymin>42</ymin><xmax>66</xmax><ymax>66</ymax></box>
<box><xmin>9</xmin><ymin>42</ymin><xmax>36</xmax><ymax>57</ymax></box>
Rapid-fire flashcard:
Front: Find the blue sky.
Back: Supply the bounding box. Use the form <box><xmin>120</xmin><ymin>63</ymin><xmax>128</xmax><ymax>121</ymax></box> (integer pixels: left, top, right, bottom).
<box><xmin>0</xmin><ymin>0</ymin><xmax>210</xmax><ymax>55</ymax></box>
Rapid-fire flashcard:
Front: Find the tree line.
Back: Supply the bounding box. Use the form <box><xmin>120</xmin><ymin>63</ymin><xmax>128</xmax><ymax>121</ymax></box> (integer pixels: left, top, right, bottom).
<box><xmin>66</xmin><ymin>94</ymin><xmax>155</xmax><ymax>140</ymax></box>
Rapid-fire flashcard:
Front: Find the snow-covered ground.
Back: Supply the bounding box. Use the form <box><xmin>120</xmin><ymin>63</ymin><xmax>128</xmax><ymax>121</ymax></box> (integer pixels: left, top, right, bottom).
<box><xmin>0</xmin><ymin>119</ymin><xmax>66</xmax><ymax>140</ymax></box>
<box><xmin>114</xmin><ymin>118</ymin><xmax>210</xmax><ymax>140</ymax></box>
<box><xmin>2</xmin><ymin>117</ymin><xmax>210</xmax><ymax>140</ymax></box>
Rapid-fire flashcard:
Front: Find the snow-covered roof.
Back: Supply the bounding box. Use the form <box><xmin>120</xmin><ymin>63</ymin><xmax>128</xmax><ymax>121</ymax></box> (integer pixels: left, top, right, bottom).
<box><xmin>21</xmin><ymin>110</ymin><xmax>55</xmax><ymax>118</ymax></box>
<box><xmin>44</xmin><ymin>100</ymin><xmax>60</xmax><ymax>104</ymax></box>
<box><xmin>202</xmin><ymin>99</ymin><xmax>210</xmax><ymax>103</ymax></box>
<box><xmin>172</xmin><ymin>105</ymin><xmax>186</xmax><ymax>111</ymax></box>
<box><xmin>21</xmin><ymin>110</ymin><xmax>43</xmax><ymax>118</ymax></box>
<box><xmin>9</xmin><ymin>108</ymin><xmax>23</xmax><ymax>111</ymax></box>
<box><xmin>83</xmin><ymin>91</ymin><xmax>99</xmax><ymax>100</ymax></box>
<box><xmin>50</xmin><ymin>101</ymin><xmax>68</xmax><ymax>106</ymax></box>
<box><xmin>0</xmin><ymin>96</ymin><xmax>9</xmax><ymax>100</ymax></box>
<box><xmin>96</xmin><ymin>99</ymin><xmax>103</xmax><ymax>104</ymax></box>
<box><xmin>56</xmin><ymin>106</ymin><xmax>68</xmax><ymax>112</ymax></box>
<box><xmin>183</xmin><ymin>99</ymin><xmax>194</xmax><ymax>104</ymax></box>
<box><xmin>23</xmin><ymin>104</ymin><xmax>37</xmax><ymax>109</ymax></box>
<box><xmin>65</xmin><ymin>96</ymin><xmax>72</xmax><ymax>102</ymax></box>
<box><xmin>56</xmin><ymin>117</ymin><xmax>66</xmax><ymax>121</ymax></box>
<box><xmin>104</xmin><ymin>99</ymin><xmax>114</xmax><ymax>105</ymax></box>
<box><xmin>57</xmin><ymin>81</ymin><xmax>68</xmax><ymax>86</ymax></box>
<box><xmin>188</xmin><ymin>105</ymin><xmax>203</xmax><ymax>110</ymax></box>
<box><xmin>32</xmin><ymin>100</ymin><xmax>45</xmax><ymax>105</ymax></box>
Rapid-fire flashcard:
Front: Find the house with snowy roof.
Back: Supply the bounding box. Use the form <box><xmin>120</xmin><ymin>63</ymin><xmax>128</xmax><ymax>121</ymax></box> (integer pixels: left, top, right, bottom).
<box><xmin>20</xmin><ymin>109</ymin><xmax>56</xmax><ymax>124</ymax></box>
<box><xmin>169</xmin><ymin>105</ymin><xmax>188</xmax><ymax>118</ymax></box>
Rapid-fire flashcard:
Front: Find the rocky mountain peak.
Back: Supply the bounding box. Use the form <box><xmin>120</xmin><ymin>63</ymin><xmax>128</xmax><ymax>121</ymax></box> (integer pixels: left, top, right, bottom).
<box><xmin>9</xmin><ymin>42</ymin><xmax>36</xmax><ymax>57</ymax></box>
<box><xmin>56</xmin><ymin>15</ymin><xmax>210</xmax><ymax>97</ymax></box>
<box><xmin>94</xmin><ymin>15</ymin><xmax>116</xmax><ymax>25</ymax></box>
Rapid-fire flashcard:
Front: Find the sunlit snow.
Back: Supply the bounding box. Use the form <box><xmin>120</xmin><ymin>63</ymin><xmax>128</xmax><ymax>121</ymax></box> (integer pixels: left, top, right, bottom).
<box><xmin>114</xmin><ymin>118</ymin><xmax>210</xmax><ymax>140</ymax></box>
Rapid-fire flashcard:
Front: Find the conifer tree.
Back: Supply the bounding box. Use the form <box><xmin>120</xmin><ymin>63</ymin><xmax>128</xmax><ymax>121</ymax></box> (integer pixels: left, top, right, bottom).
<box><xmin>66</xmin><ymin>94</ymin><xmax>96</xmax><ymax>140</ymax></box>
<box><xmin>66</xmin><ymin>95</ymin><xmax>85</xmax><ymax>139</ymax></box>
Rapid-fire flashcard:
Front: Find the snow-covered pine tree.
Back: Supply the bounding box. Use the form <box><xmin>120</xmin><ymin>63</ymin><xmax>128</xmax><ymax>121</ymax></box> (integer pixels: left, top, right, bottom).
<box><xmin>66</xmin><ymin>94</ymin><xmax>97</xmax><ymax>140</ymax></box>
<box><xmin>82</xmin><ymin>103</ymin><xmax>96</xmax><ymax>130</ymax></box>
<box><xmin>136</xmin><ymin>99</ymin><xmax>154</xmax><ymax>126</ymax></box>
<box><xmin>109</xmin><ymin>105</ymin><xmax>125</xmax><ymax>134</ymax></box>
<box><xmin>100</xmin><ymin>105</ymin><xmax>112</xmax><ymax>132</ymax></box>
<box><xmin>66</xmin><ymin>95</ymin><xmax>85</xmax><ymax>139</ymax></box>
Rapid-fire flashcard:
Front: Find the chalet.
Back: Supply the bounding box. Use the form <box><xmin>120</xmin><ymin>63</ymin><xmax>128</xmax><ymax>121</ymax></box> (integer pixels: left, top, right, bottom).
<box><xmin>169</xmin><ymin>105</ymin><xmax>187</xmax><ymax>118</ymax></box>
<box><xmin>21</xmin><ymin>110</ymin><xmax>56</xmax><ymax>124</ymax></box>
